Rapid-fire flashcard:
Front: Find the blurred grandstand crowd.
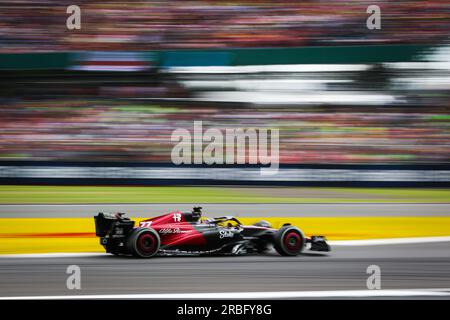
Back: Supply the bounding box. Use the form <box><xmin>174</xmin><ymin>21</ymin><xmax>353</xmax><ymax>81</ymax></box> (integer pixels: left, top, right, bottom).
<box><xmin>0</xmin><ymin>0</ymin><xmax>450</xmax><ymax>52</ymax></box>
<box><xmin>0</xmin><ymin>1</ymin><xmax>449</xmax><ymax>167</ymax></box>
<box><xmin>1</xmin><ymin>78</ymin><xmax>449</xmax><ymax>165</ymax></box>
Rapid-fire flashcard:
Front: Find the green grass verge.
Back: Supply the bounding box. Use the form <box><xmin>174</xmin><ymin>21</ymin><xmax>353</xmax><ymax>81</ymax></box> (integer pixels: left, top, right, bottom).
<box><xmin>0</xmin><ymin>186</ymin><xmax>449</xmax><ymax>204</ymax></box>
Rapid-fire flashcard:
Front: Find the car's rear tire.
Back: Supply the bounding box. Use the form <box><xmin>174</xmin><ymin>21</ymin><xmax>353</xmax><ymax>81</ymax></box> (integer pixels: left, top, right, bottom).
<box><xmin>274</xmin><ymin>226</ymin><xmax>305</xmax><ymax>256</ymax></box>
<box><xmin>126</xmin><ymin>227</ymin><xmax>160</xmax><ymax>258</ymax></box>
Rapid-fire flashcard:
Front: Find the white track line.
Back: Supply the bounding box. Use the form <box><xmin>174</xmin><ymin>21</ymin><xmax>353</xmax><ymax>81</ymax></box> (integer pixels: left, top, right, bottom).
<box><xmin>1</xmin><ymin>289</ymin><xmax>450</xmax><ymax>300</ymax></box>
<box><xmin>329</xmin><ymin>236</ymin><xmax>450</xmax><ymax>246</ymax></box>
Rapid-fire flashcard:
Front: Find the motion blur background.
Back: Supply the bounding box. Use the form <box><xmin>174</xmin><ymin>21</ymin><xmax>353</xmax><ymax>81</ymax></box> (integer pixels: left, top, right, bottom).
<box><xmin>0</xmin><ymin>0</ymin><xmax>450</xmax><ymax>185</ymax></box>
<box><xmin>2</xmin><ymin>2</ymin><xmax>450</xmax><ymax>297</ymax></box>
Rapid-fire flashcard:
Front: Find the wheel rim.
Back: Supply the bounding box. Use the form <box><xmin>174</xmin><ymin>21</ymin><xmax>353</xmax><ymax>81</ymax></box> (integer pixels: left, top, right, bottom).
<box><xmin>137</xmin><ymin>233</ymin><xmax>157</xmax><ymax>256</ymax></box>
<box><xmin>283</xmin><ymin>231</ymin><xmax>302</xmax><ymax>253</ymax></box>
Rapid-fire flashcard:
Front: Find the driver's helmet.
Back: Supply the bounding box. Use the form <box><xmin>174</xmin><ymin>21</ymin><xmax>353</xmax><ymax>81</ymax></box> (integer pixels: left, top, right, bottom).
<box><xmin>183</xmin><ymin>207</ymin><xmax>203</xmax><ymax>223</ymax></box>
<box><xmin>192</xmin><ymin>206</ymin><xmax>202</xmax><ymax>221</ymax></box>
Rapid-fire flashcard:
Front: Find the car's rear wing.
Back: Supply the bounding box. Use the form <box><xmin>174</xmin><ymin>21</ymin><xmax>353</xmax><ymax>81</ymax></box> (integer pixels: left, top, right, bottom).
<box><xmin>94</xmin><ymin>212</ymin><xmax>135</xmax><ymax>237</ymax></box>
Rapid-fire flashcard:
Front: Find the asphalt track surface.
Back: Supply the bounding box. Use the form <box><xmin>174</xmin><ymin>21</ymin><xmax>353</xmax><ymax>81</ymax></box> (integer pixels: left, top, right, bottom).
<box><xmin>1</xmin><ymin>203</ymin><xmax>449</xmax><ymax>299</ymax></box>
<box><xmin>0</xmin><ymin>242</ymin><xmax>449</xmax><ymax>299</ymax></box>
<box><xmin>1</xmin><ymin>203</ymin><xmax>450</xmax><ymax>218</ymax></box>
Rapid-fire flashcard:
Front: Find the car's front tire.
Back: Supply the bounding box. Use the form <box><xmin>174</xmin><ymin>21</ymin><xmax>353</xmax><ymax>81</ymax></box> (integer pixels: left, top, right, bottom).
<box><xmin>274</xmin><ymin>226</ymin><xmax>305</xmax><ymax>256</ymax></box>
<box><xmin>126</xmin><ymin>227</ymin><xmax>160</xmax><ymax>258</ymax></box>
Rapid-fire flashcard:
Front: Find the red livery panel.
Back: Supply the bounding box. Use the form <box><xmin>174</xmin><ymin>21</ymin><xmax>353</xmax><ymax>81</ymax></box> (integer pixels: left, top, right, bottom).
<box><xmin>139</xmin><ymin>211</ymin><xmax>207</xmax><ymax>247</ymax></box>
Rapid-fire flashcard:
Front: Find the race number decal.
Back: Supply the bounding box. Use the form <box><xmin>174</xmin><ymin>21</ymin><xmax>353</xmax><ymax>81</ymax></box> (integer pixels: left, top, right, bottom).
<box><xmin>140</xmin><ymin>221</ymin><xmax>152</xmax><ymax>228</ymax></box>
<box><xmin>173</xmin><ymin>213</ymin><xmax>182</xmax><ymax>222</ymax></box>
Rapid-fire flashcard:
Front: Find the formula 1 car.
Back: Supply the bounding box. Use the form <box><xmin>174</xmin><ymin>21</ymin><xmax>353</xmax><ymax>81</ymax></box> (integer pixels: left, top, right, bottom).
<box><xmin>94</xmin><ymin>207</ymin><xmax>330</xmax><ymax>258</ymax></box>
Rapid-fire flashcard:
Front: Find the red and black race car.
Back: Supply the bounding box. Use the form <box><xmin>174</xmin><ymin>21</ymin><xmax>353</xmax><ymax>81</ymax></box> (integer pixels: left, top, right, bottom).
<box><xmin>94</xmin><ymin>207</ymin><xmax>330</xmax><ymax>258</ymax></box>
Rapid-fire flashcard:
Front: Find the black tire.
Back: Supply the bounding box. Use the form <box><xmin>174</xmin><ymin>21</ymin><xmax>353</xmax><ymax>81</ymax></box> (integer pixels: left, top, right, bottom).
<box><xmin>126</xmin><ymin>227</ymin><xmax>160</xmax><ymax>258</ymax></box>
<box><xmin>273</xmin><ymin>226</ymin><xmax>305</xmax><ymax>256</ymax></box>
